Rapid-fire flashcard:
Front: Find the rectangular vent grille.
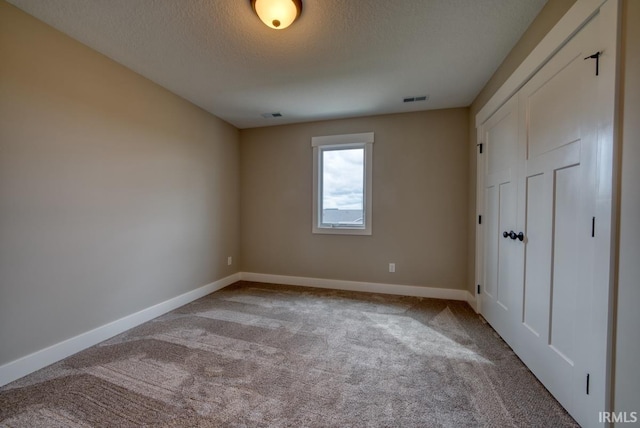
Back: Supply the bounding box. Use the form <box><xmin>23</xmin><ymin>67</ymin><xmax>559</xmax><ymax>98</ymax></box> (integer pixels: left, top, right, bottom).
<box><xmin>403</xmin><ymin>95</ymin><xmax>429</xmax><ymax>103</ymax></box>
<box><xmin>261</xmin><ymin>112</ymin><xmax>283</xmax><ymax>118</ymax></box>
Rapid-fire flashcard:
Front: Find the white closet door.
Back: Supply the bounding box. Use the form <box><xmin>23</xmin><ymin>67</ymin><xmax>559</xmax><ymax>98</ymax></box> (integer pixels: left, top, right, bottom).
<box><xmin>477</xmin><ymin>5</ymin><xmax>616</xmax><ymax>425</ymax></box>
<box><xmin>514</xmin><ymin>11</ymin><xmax>602</xmax><ymax>426</ymax></box>
<box><xmin>480</xmin><ymin>96</ymin><xmax>520</xmax><ymax>347</ymax></box>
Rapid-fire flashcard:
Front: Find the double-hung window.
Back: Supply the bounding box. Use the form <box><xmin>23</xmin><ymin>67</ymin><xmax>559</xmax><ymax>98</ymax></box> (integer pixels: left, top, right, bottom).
<box><xmin>312</xmin><ymin>132</ymin><xmax>374</xmax><ymax>235</ymax></box>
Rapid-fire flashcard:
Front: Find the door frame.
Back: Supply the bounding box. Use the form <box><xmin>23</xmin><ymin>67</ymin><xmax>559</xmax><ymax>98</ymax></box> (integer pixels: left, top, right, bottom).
<box><xmin>474</xmin><ymin>125</ymin><xmax>484</xmax><ymax>315</ymax></box>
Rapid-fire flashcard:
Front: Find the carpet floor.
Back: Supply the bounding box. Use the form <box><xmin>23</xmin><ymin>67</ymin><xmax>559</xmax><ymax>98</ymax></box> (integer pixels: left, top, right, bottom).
<box><xmin>0</xmin><ymin>281</ymin><xmax>578</xmax><ymax>427</ymax></box>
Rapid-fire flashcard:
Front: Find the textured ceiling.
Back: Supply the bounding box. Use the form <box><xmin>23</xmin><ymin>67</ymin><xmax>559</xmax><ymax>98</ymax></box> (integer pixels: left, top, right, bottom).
<box><xmin>7</xmin><ymin>0</ymin><xmax>547</xmax><ymax>129</ymax></box>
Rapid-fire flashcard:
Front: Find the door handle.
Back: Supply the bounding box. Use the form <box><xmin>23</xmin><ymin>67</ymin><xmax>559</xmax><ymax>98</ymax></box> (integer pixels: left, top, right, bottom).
<box><xmin>504</xmin><ymin>230</ymin><xmax>525</xmax><ymax>241</ymax></box>
<box><xmin>510</xmin><ymin>231</ymin><xmax>524</xmax><ymax>241</ymax></box>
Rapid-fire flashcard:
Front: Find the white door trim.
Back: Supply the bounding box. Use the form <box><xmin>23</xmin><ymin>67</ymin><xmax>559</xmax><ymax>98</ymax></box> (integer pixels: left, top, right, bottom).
<box><xmin>474</xmin><ymin>125</ymin><xmax>484</xmax><ymax>314</ymax></box>
<box><xmin>590</xmin><ymin>0</ymin><xmax>620</xmax><ymax>416</ymax></box>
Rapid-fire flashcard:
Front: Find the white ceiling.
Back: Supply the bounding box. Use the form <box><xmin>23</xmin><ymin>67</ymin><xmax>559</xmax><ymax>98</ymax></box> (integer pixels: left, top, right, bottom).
<box><xmin>8</xmin><ymin>0</ymin><xmax>547</xmax><ymax>129</ymax></box>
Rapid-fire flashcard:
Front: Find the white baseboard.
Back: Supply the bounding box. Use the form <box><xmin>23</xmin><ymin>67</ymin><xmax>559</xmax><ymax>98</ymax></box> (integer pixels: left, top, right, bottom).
<box><xmin>240</xmin><ymin>272</ymin><xmax>472</xmax><ymax>302</ymax></box>
<box><xmin>0</xmin><ymin>273</ymin><xmax>240</xmax><ymax>387</ymax></box>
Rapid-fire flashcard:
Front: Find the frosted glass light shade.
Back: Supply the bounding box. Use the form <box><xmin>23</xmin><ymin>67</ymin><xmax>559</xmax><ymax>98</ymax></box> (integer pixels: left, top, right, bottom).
<box><xmin>251</xmin><ymin>0</ymin><xmax>302</xmax><ymax>30</ymax></box>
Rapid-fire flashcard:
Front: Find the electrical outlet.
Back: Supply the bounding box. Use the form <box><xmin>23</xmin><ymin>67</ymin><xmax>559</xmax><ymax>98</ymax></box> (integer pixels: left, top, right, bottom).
<box><xmin>389</xmin><ymin>263</ymin><xmax>395</xmax><ymax>273</ymax></box>
<box><xmin>227</xmin><ymin>256</ymin><xmax>232</xmax><ymax>266</ymax></box>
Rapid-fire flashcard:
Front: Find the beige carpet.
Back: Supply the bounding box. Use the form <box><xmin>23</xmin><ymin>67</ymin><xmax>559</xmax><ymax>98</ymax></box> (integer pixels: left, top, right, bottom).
<box><xmin>0</xmin><ymin>281</ymin><xmax>578</xmax><ymax>427</ymax></box>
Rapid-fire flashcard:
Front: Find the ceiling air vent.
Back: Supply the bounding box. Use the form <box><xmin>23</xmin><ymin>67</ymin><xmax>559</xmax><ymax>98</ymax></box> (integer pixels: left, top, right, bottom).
<box><xmin>403</xmin><ymin>95</ymin><xmax>429</xmax><ymax>103</ymax></box>
<box><xmin>261</xmin><ymin>112</ymin><xmax>283</xmax><ymax>118</ymax></box>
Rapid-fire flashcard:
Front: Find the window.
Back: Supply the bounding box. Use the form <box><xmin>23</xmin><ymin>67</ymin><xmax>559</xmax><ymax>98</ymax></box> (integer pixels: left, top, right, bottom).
<box><xmin>312</xmin><ymin>132</ymin><xmax>373</xmax><ymax>235</ymax></box>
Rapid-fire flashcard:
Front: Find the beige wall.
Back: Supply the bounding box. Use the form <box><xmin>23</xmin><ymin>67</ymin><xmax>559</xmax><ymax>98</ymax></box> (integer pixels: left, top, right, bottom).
<box><xmin>240</xmin><ymin>109</ymin><xmax>469</xmax><ymax>289</ymax></box>
<box><xmin>466</xmin><ymin>0</ymin><xmax>576</xmax><ymax>294</ymax></box>
<box><xmin>0</xmin><ymin>1</ymin><xmax>240</xmax><ymax>366</ymax></box>
<box><xmin>614</xmin><ymin>0</ymin><xmax>640</xmax><ymax>417</ymax></box>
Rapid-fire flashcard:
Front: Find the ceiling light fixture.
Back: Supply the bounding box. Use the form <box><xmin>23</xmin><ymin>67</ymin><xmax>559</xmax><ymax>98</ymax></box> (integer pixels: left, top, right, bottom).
<box><xmin>251</xmin><ymin>0</ymin><xmax>302</xmax><ymax>30</ymax></box>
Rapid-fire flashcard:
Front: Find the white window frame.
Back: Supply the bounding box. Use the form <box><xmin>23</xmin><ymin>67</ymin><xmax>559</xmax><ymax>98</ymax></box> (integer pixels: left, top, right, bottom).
<box><xmin>312</xmin><ymin>132</ymin><xmax>374</xmax><ymax>235</ymax></box>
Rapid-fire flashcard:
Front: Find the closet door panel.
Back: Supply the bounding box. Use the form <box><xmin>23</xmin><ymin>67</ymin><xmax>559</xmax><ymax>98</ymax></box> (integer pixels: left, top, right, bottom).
<box><xmin>484</xmin><ymin>185</ymin><xmax>499</xmax><ymax>300</ymax></box>
<box><xmin>515</xmin><ymin>9</ymin><xmax>602</xmax><ymax>423</ymax></box>
<box><xmin>549</xmin><ymin>164</ymin><xmax>581</xmax><ymax>364</ymax></box>
<box><xmin>480</xmin><ymin>96</ymin><xmax>519</xmax><ymax>347</ymax></box>
<box><xmin>522</xmin><ymin>173</ymin><xmax>550</xmax><ymax>338</ymax></box>
<box><xmin>527</xmin><ymin>54</ymin><xmax>583</xmax><ymax>159</ymax></box>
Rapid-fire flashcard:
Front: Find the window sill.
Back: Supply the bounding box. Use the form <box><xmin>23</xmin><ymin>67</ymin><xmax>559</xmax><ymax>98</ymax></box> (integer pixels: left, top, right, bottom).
<box><xmin>312</xmin><ymin>226</ymin><xmax>372</xmax><ymax>236</ymax></box>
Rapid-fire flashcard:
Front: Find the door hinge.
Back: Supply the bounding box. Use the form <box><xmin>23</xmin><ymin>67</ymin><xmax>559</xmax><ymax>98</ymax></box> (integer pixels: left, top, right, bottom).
<box><xmin>477</xmin><ymin>143</ymin><xmax>483</xmax><ymax>154</ymax></box>
<box><xmin>477</xmin><ymin>284</ymin><xmax>481</xmax><ymax>294</ymax></box>
<box><xmin>584</xmin><ymin>52</ymin><xmax>601</xmax><ymax>76</ymax></box>
<box><xmin>586</xmin><ymin>373</ymin><xmax>590</xmax><ymax>395</ymax></box>
<box><xmin>478</xmin><ymin>215</ymin><xmax>482</xmax><ymax>225</ymax></box>
<box><xmin>591</xmin><ymin>217</ymin><xmax>596</xmax><ymax>237</ymax></box>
